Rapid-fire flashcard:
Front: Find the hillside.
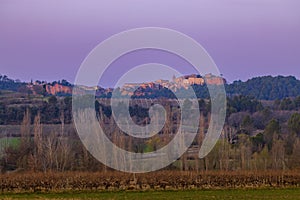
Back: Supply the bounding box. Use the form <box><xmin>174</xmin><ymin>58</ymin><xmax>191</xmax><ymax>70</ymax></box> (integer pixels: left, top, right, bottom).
<box><xmin>1</xmin><ymin>74</ymin><xmax>300</xmax><ymax>100</ymax></box>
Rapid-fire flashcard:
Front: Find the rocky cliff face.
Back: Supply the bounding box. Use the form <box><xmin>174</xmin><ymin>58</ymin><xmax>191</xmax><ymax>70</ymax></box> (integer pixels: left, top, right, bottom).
<box><xmin>205</xmin><ymin>77</ymin><xmax>226</xmax><ymax>85</ymax></box>
<box><xmin>45</xmin><ymin>84</ymin><xmax>72</xmax><ymax>95</ymax></box>
<box><xmin>25</xmin><ymin>83</ymin><xmax>73</xmax><ymax>96</ymax></box>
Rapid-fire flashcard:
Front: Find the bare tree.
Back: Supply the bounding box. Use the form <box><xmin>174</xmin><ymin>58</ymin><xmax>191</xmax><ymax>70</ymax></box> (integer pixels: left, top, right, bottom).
<box><xmin>44</xmin><ymin>132</ymin><xmax>57</xmax><ymax>171</ymax></box>
<box><xmin>289</xmin><ymin>138</ymin><xmax>300</xmax><ymax>169</ymax></box>
<box><xmin>33</xmin><ymin>112</ymin><xmax>42</xmax><ymax>171</ymax></box>
<box><xmin>18</xmin><ymin>109</ymin><xmax>31</xmax><ymax>169</ymax></box>
<box><xmin>238</xmin><ymin>134</ymin><xmax>252</xmax><ymax>170</ymax></box>
<box><xmin>55</xmin><ymin>109</ymin><xmax>71</xmax><ymax>172</ymax></box>
<box><xmin>271</xmin><ymin>136</ymin><xmax>285</xmax><ymax>170</ymax></box>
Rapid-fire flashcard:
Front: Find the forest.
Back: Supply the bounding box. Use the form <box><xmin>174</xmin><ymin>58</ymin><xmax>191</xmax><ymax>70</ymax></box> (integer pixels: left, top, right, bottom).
<box><xmin>0</xmin><ymin>92</ymin><xmax>300</xmax><ymax>172</ymax></box>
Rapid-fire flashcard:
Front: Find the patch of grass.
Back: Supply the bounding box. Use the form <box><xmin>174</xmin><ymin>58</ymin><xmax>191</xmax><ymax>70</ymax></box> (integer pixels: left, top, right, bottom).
<box><xmin>0</xmin><ymin>137</ymin><xmax>20</xmax><ymax>156</ymax></box>
<box><xmin>1</xmin><ymin>188</ymin><xmax>300</xmax><ymax>200</ymax></box>
<box><xmin>0</xmin><ymin>137</ymin><xmax>20</xmax><ymax>148</ymax></box>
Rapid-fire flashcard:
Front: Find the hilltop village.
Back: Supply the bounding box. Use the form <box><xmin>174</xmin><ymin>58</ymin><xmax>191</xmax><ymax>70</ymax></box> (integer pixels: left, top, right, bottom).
<box><xmin>22</xmin><ymin>74</ymin><xmax>225</xmax><ymax>96</ymax></box>
<box><xmin>120</xmin><ymin>74</ymin><xmax>226</xmax><ymax>96</ymax></box>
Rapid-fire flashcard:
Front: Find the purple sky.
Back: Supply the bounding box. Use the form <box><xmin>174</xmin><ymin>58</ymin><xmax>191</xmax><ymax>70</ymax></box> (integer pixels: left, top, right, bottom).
<box><xmin>0</xmin><ymin>0</ymin><xmax>299</xmax><ymax>87</ymax></box>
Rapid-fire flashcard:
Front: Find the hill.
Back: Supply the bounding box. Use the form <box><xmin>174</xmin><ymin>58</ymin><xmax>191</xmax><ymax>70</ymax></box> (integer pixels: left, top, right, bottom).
<box><xmin>1</xmin><ymin>74</ymin><xmax>300</xmax><ymax>100</ymax></box>
<box><xmin>226</xmin><ymin>76</ymin><xmax>300</xmax><ymax>100</ymax></box>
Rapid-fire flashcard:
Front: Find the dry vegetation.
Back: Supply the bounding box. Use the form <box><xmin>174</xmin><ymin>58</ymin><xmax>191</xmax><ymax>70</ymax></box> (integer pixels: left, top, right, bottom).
<box><xmin>1</xmin><ymin>170</ymin><xmax>300</xmax><ymax>193</ymax></box>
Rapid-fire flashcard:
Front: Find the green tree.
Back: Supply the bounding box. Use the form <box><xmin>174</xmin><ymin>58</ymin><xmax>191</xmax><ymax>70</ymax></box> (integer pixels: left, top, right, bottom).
<box><xmin>294</xmin><ymin>96</ymin><xmax>300</xmax><ymax>109</ymax></box>
<box><xmin>280</xmin><ymin>98</ymin><xmax>295</xmax><ymax>110</ymax></box>
<box><xmin>288</xmin><ymin>113</ymin><xmax>300</xmax><ymax>136</ymax></box>
<box><xmin>251</xmin><ymin>133</ymin><xmax>264</xmax><ymax>152</ymax></box>
<box><xmin>48</xmin><ymin>96</ymin><xmax>58</xmax><ymax>105</ymax></box>
<box><xmin>182</xmin><ymin>99</ymin><xmax>193</xmax><ymax>119</ymax></box>
<box><xmin>241</xmin><ymin>115</ymin><xmax>254</xmax><ymax>134</ymax></box>
<box><xmin>264</xmin><ymin>119</ymin><xmax>281</xmax><ymax>150</ymax></box>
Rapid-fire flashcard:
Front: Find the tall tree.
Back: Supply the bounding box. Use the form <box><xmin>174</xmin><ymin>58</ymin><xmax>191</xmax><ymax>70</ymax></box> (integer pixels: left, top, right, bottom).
<box><xmin>264</xmin><ymin>119</ymin><xmax>281</xmax><ymax>150</ymax></box>
<box><xmin>288</xmin><ymin>113</ymin><xmax>300</xmax><ymax>136</ymax></box>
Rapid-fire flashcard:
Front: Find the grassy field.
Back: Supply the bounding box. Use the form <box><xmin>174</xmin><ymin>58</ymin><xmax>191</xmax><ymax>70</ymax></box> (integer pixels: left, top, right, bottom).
<box><xmin>1</xmin><ymin>188</ymin><xmax>300</xmax><ymax>200</ymax></box>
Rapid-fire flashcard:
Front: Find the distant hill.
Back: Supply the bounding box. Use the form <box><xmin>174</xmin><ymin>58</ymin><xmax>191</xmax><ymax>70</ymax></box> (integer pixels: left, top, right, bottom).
<box><xmin>1</xmin><ymin>74</ymin><xmax>300</xmax><ymax>100</ymax></box>
<box><xmin>226</xmin><ymin>76</ymin><xmax>300</xmax><ymax>100</ymax></box>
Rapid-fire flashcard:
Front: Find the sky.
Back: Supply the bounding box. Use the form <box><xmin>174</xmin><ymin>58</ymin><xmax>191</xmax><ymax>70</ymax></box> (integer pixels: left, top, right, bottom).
<box><xmin>0</xmin><ymin>0</ymin><xmax>300</xmax><ymax>87</ymax></box>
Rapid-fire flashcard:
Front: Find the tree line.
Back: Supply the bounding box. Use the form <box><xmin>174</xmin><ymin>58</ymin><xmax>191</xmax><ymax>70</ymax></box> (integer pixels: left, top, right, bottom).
<box><xmin>1</xmin><ymin>95</ymin><xmax>300</xmax><ymax>173</ymax></box>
